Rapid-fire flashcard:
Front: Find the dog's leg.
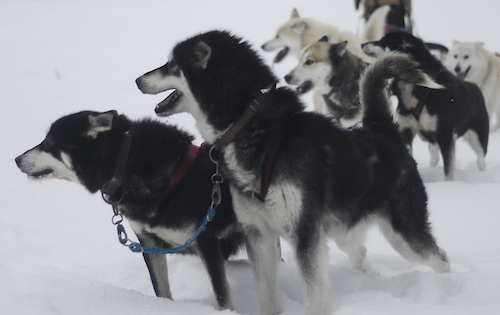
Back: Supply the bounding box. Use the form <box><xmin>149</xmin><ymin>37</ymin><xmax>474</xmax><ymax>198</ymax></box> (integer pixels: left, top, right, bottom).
<box><xmin>463</xmin><ymin>130</ymin><xmax>487</xmax><ymax>171</ymax></box>
<box><xmin>245</xmin><ymin>224</ymin><xmax>280</xmax><ymax>315</ymax></box>
<box><xmin>330</xmin><ymin>222</ymin><xmax>368</xmax><ymax>272</ymax></box>
<box><xmin>377</xmin><ymin>216</ymin><xmax>450</xmax><ymax>273</ymax></box>
<box><xmin>295</xmin><ymin>227</ymin><xmax>330</xmax><ymax>315</ymax></box>
<box><xmin>429</xmin><ymin>142</ymin><xmax>440</xmax><ymax>167</ymax></box>
<box><xmin>437</xmin><ymin>134</ymin><xmax>456</xmax><ymax>181</ymax></box>
<box><xmin>401</xmin><ymin>128</ymin><xmax>415</xmax><ymax>155</ymax></box>
<box><xmin>230</xmin><ymin>188</ymin><xmax>280</xmax><ymax>315</ymax></box>
<box><xmin>196</xmin><ymin>234</ymin><xmax>234</xmax><ymax>310</ymax></box>
<box><xmin>493</xmin><ymin>106</ymin><xmax>500</xmax><ymax>131</ymax></box>
<box><xmin>136</xmin><ymin>233</ymin><xmax>172</xmax><ymax>299</ymax></box>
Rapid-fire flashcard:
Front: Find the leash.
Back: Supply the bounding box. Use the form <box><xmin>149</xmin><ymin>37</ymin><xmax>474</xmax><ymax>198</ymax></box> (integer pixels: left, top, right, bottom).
<box><xmin>214</xmin><ymin>91</ymin><xmax>266</xmax><ymax>149</ymax></box>
<box><xmin>100</xmin><ymin>132</ymin><xmax>223</xmax><ymax>255</ymax></box>
<box><xmin>123</xmin><ymin>146</ymin><xmax>224</xmax><ymax>254</ymax></box>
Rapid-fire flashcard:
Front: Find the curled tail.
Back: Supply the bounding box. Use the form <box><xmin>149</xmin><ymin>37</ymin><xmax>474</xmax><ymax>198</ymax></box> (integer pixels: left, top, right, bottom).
<box><xmin>359</xmin><ymin>51</ymin><xmax>442</xmax><ymax>130</ymax></box>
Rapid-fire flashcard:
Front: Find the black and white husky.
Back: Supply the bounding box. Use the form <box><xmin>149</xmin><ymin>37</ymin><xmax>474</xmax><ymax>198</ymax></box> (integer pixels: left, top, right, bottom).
<box><xmin>136</xmin><ymin>30</ymin><xmax>450</xmax><ymax>315</ymax></box>
<box><xmin>15</xmin><ymin>110</ymin><xmax>244</xmax><ymax>310</ymax></box>
<box><xmin>284</xmin><ymin>37</ymin><xmax>368</xmax><ymax>128</ymax></box>
<box><xmin>363</xmin><ymin>32</ymin><xmax>489</xmax><ymax>181</ymax></box>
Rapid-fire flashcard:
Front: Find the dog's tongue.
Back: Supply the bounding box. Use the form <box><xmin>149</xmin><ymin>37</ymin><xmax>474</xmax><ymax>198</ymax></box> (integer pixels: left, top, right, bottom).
<box><xmin>296</xmin><ymin>81</ymin><xmax>312</xmax><ymax>94</ymax></box>
<box><xmin>273</xmin><ymin>47</ymin><xmax>290</xmax><ymax>63</ymax></box>
<box><xmin>155</xmin><ymin>90</ymin><xmax>177</xmax><ymax>114</ymax></box>
<box><xmin>456</xmin><ymin>66</ymin><xmax>471</xmax><ymax>81</ymax></box>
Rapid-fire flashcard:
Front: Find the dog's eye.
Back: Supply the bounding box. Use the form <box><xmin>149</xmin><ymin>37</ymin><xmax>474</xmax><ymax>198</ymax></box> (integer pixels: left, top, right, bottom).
<box><xmin>464</xmin><ymin>55</ymin><xmax>469</xmax><ymax>60</ymax></box>
<box><xmin>305</xmin><ymin>59</ymin><xmax>314</xmax><ymax>66</ymax></box>
<box><xmin>41</xmin><ymin>137</ymin><xmax>55</xmax><ymax>150</ymax></box>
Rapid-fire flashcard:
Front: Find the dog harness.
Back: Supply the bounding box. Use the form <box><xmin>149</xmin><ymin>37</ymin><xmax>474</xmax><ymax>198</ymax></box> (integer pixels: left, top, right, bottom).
<box><xmin>164</xmin><ymin>144</ymin><xmax>201</xmax><ymax>197</ymax></box>
<box><xmin>253</xmin><ymin>124</ymin><xmax>288</xmax><ymax>202</ymax></box>
<box><xmin>212</xmin><ymin>88</ymin><xmax>287</xmax><ymax>202</ymax></box>
<box><xmin>101</xmin><ymin>133</ymin><xmax>221</xmax><ymax>255</ymax></box>
<box><xmin>410</xmin><ymin>88</ymin><xmax>432</xmax><ymax>120</ymax></box>
<box><xmin>384</xmin><ymin>24</ymin><xmax>406</xmax><ymax>33</ymax></box>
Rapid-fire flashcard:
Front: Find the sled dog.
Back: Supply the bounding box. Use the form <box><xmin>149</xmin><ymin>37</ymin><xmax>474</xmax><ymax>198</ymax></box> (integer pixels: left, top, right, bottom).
<box><xmin>15</xmin><ymin>111</ymin><xmax>244</xmax><ymax>310</ymax></box>
<box><xmin>362</xmin><ymin>3</ymin><xmax>409</xmax><ymax>42</ymax></box>
<box><xmin>261</xmin><ymin>8</ymin><xmax>372</xmax><ymax>64</ymax></box>
<box><xmin>285</xmin><ymin>37</ymin><xmax>367</xmax><ymax>128</ymax></box>
<box><xmin>363</xmin><ymin>32</ymin><xmax>489</xmax><ymax>181</ymax></box>
<box><xmin>445</xmin><ymin>41</ymin><xmax>500</xmax><ymax>130</ymax></box>
<box><xmin>136</xmin><ymin>30</ymin><xmax>450</xmax><ymax>315</ymax></box>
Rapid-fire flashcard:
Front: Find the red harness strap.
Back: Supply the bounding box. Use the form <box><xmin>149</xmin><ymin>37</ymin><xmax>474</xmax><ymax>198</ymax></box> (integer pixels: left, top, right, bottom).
<box><xmin>411</xmin><ymin>88</ymin><xmax>431</xmax><ymax>120</ymax></box>
<box><xmin>384</xmin><ymin>24</ymin><xmax>406</xmax><ymax>33</ymax></box>
<box><xmin>165</xmin><ymin>145</ymin><xmax>200</xmax><ymax>197</ymax></box>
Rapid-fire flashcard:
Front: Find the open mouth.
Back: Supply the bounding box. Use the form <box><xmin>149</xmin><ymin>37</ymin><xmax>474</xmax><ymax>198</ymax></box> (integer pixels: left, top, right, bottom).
<box><xmin>296</xmin><ymin>81</ymin><xmax>312</xmax><ymax>94</ymax></box>
<box><xmin>155</xmin><ymin>89</ymin><xmax>183</xmax><ymax>115</ymax></box>
<box><xmin>456</xmin><ymin>66</ymin><xmax>471</xmax><ymax>81</ymax></box>
<box><xmin>29</xmin><ymin>168</ymin><xmax>54</xmax><ymax>179</ymax></box>
<box><xmin>273</xmin><ymin>47</ymin><xmax>290</xmax><ymax>63</ymax></box>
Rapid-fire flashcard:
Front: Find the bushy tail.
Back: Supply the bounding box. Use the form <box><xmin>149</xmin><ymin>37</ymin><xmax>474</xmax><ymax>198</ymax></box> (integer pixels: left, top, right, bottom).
<box><xmin>359</xmin><ymin>51</ymin><xmax>442</xmax><ymax>130</ymax></box>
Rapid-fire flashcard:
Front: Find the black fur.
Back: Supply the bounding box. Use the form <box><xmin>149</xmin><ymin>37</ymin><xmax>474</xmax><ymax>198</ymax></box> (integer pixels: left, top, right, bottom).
<box><xmin>173</xmin><ymin>31</ymin><xmax>278</xmax><ymax>131</ymax></box>
<box><xmin>158</xmin><ymin>31</ymin><xmax>450</xmax><ymax>314</ymax></box>
<box><xmin>16</xmin><ymin>111</ymin><xmax>244</xmax><ymax>310</ymax></box>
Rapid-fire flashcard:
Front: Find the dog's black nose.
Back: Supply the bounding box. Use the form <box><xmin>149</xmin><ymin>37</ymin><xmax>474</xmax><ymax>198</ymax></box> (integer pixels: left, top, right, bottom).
<box><xmin>15</xmin><ymin>155</ymin><xmax>22</xmax><ymax>168</ymax></box>
<box><xmin>454</xmin><ymin>65</ymin><xmax>461</xmax><ymax>74</ymax></box>
<box><xmin>284</xmin><ymin>74</ymin><xmax>292</xmax><ymax>84</ymax></box>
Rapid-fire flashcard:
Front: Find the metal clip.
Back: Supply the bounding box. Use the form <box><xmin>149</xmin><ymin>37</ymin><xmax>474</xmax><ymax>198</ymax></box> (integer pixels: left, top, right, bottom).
<box><xmin>117</xmin><ymin>224</ymin><xmax>129</xmax><ymax>245</ymax></box>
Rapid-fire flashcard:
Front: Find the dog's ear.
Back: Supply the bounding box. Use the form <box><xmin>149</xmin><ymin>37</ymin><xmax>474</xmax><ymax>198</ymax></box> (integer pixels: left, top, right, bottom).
<box><xmin>291</xmin><ymin>21</ymin><xmax>307</xmax><ymax>34</ymax></box>
<box><xmin>291</xmin><ymin>8</ymin><xmax>300</xmax><ymax>19</ymax></box>
<box><xmin>319</xmin><ymin>36</ymin><xmax>328</xmax><ymax>43</ymax></box>
<box><xmin>193</xmin><ymin>41</ymin><xmax>212</xmax><ymax>70</ymax></box>
<box><xmin>452</xmin><ymin>40</ymin><xmax>460</xmax><ymax>46</ymax></box>
<box><xmin>87</xmin><ymin>111</ymin><xmax>116</xmax><ymax>139</ymax></box>
<box><xmin>333</xmin><ymin>41</ymin><xmax>348</xmax><ymax>57</ymax></box>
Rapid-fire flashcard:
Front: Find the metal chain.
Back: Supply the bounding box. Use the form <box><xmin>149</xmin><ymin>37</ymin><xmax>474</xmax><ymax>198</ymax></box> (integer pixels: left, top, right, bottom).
<box><xmin>102</xmin><ymin>189</ymin><xmax>134</xmax><ymax>247</ymax></box>
<box><xmin>209</xmin><ymin>146</ymin><xmax>223</xmax><ymax>213</ymax></box>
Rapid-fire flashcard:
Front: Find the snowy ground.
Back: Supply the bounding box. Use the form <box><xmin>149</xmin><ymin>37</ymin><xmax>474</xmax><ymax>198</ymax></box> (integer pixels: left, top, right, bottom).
<box><xmin>2</xmin><ymin>0</ymin><xmax>500</xmax><ymax>314</ymax></box>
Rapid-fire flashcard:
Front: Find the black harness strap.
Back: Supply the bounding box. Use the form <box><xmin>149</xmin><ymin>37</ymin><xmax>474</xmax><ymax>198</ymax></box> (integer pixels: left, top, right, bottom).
<box><xmin>254</xmin><ymin>125</ymin><xmax>288</xmax><ymax>202</ymax></box>
<box><xmin>101</xmin><ymin>131</ymin><xmax>131</xmax><ymax>201</ymax></box>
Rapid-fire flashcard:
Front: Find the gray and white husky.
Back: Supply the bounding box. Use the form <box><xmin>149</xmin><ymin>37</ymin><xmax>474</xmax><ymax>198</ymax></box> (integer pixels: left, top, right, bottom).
<box><xmin>136</xmin><ymin>30</ymin><xmax>450</xmax><ymax>315</ymax></box>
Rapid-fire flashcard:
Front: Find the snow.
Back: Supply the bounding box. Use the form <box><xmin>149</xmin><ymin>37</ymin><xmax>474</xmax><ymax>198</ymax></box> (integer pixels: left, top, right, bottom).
<box><xmin>2</xmin><ymin>0</ymin><xmax>500</xmax><ymax>314</ymax></box>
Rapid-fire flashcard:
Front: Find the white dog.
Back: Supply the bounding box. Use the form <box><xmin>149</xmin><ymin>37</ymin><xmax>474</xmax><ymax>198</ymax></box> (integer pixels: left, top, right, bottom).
<box><xmin>446</xmin><ymin>41</ymin><xmax>500</xmax><ymax>130</ymax></box>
